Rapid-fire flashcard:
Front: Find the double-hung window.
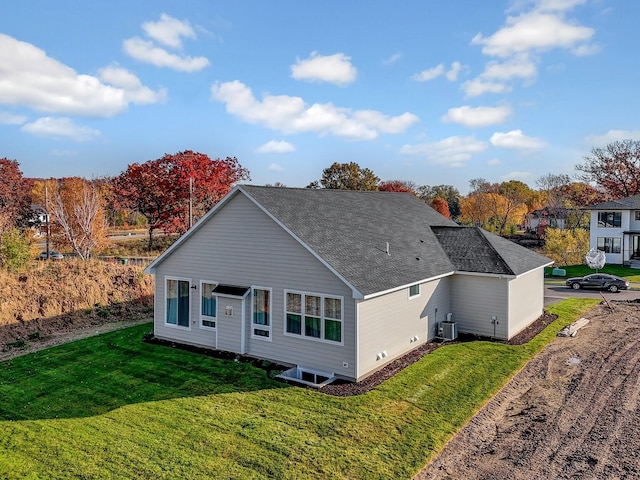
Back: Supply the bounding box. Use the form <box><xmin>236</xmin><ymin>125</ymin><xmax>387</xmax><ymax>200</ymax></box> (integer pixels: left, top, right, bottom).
<box><xmin>285</xmin><ymin>290</ymin><xmax>342</xmax><ymax>343</ymax></box>
<box><xmin>252</xmin><ymin>287</ymin><xmax>271</xmax><ymax>339</ymax></box>
<box><xmin>200</xmin><ymin>282</ymin><xmax>217</xmax><ymax>329</ymax></box>
<box><xmin>166</xmin><ymin>278</ymin><xmax>190</xmax><ymax>328</ymax></box>
<box><xmin>597</xmin><ymin>211</ymin><xmax>621</xmax><ymax>228</ymax></box>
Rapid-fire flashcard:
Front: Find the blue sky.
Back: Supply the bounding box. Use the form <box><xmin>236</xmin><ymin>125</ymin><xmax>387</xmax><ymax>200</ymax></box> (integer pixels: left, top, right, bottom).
<box><xmin>0</xmin><ymin>0</ymin><xmax>637</xmax><ymax>193</ymax></box>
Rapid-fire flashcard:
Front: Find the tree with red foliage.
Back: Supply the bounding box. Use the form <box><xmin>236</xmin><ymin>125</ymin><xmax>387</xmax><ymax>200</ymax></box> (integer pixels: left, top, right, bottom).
<box><xmin>378</xmin><ymin>180</ymin><xmax>415</xmax><ymax>193</ymax></box>
<box><xmin>575</xmin><ymin>139</ymin><xmax>640</xmax><ymax>199</ymax></box>
<box><xmin>0</xmin><ymin>158</ymin><xmax>33</xmax><ymax>232</ymax></box>
<box><xmin>431</xmin><ymin>197</ymin><xmax>451</xmax><ymax>219</ymax></box>
<box><xmin>114</xmin><ymin>151</ymin><xmax>250</xmax><ymax>250</ymax></box>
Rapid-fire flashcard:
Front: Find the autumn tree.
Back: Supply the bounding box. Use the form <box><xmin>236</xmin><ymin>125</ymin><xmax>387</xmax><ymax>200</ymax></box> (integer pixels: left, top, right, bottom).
<box><xmin>0</xmin><ymin>228</ymin><xmax>32</xmax><ymax>271</ymax></box>
<box><xmin>431</xmin><ymin>197</ymin><xmax>451</xmax><ymax>219</ymax></box>
<box><xmin>575</xmin><ymin>139</ymin><xmax>640</xmax><ymax>199</ymax></box>
<box><xmin>320</xmin><ymin>162</ymin><xmax>379</xmax><ymax>190</ymax></box>
<box><xmin>114</xmin><ymin>151</ymin><xmax>250</xmax><ymax>250</ymax></box>
<box><xmin>378</xmin><ymin>180</ymin><xmax>416</xmax><ymax>193</ymax></box>
<box><xmin>542</xmin><ymin>227</ymin><xmax>590</xmax><ymax>266</ymax></box>
<box><xmin>0</xmin><ymin>158</ymin><xmax>33</xmax><ymax>232</ymax></box>
<box><xmin>416</xmin><ymin>184</ymin><xmax>461</xmax><ymax>219</ymax></box>
<box><xmin>51</xmin><ymin>177</ymin><xmax>108</xmax><ymax>260</ymax></box>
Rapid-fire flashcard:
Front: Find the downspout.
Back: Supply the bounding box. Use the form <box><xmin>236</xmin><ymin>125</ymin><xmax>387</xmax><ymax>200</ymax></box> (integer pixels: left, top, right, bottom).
<box><xmin>240</xmin><ymin>292</ymin><xmax>248</xmax><ymax>354</ymax></box>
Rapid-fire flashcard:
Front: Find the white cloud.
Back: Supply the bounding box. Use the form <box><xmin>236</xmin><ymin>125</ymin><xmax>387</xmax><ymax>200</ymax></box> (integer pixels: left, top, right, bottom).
<box><xmin>97</xmin><ymin>65</ymin><xmax>167</xmax><ymax>104</ymax></box>
<box><xmin>446</xmin><ymin>61</ymin><xmax>463</xmax><ymax>81</ymax></box>
<box><xmin>123</xmin><ymin>14</ymin><xmax>209</xmax><ymax>72</ymax></box>
<box><xmin>499</xmin><ymin>171</ymin><xmax>533</xmax><ymax>182</ymax></box>
<box><xmin>413</xmin><ymin>64</ymin><xmax>444</xmax><ymax>82</ymax></box>
<box><xmin>471</xmin><ymin>11</ymin><xmax>595</xmax><ymax>58</ymax></box>
<box><xmin>211</xmin><ymin>80</ymin><xmax>418</xmax><ymax>140</ymax></box>
<box><xmin>0</xmin><ymin>33</ymin><xmax>130</xmax><ymax>117</ymax></box>
<box><xmin>383</xmin><ymin>53</ymin><xmax>402</xmax><ymax>65</ymax></box>
<box><xmin>21</xmin><ymin>117</ymin><xmax>101</xmax><ymax>141</ymax></box>
<box><xmin>123</xmin><ymin>37</ymin><xmax>209</xmax><ymax>72</ymax></box>
<box><xmin>0</xmin><ymin>34</ymin><xmax>165</xmax><ymax>117</ymax></box>
<box><xmin>462</xmin><ymin>79</ymin><xmax>511</xmax><ymax>97</ymax></box>
<box><xmin>399</xmin><ymin>135</ymin><xmax>488</xmax><ymax>167</ymax></box>
<box><xmin>0</xmin><ymin>111</ymin><xmax>26</xmax><ymax>125</ymax></box>
<box><xmin>586</xmin><ymin>129</ymin><xmax>640</xmax><ymax>146</ymax></box>
<box><xmin>142</xmin><ymin>13</ymin><xmax>196</xmax><ymax>49</ymax></box>
<box><xmin>487</xmin><ymin>158</ymin><xmax>502</xmax><ymax>166</ymax></box>
<box><xmin>268</xmin><ymin>163</ymin><xmax>285</xmax><ymax>172</ymax></box>
<box><xmin>290</xmin><ymin>52</ymin><xmax>357</xmax><ymax>86</ymax></box>
<box><xmin>482</xmin><ymin>55</ymin><xmax>538</xmax><ymax>81</ymax></box>
<box><xmin>490</xmin><ymin>129</ymin><xmax>546</xmax><ymax>150</ymax></box>
<box><xmin>256</xmin><ymin>140</ymin><xmax>296</xmax><ymax>154</ymax></box>
<box><xmin>442</xmin><ymin>105</ymin><xmax>512</xmax><ymax>128</ymax></box>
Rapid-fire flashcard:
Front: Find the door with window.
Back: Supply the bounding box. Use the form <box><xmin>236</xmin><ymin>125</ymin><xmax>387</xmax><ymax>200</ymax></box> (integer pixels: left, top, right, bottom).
<box><xmin>166</xmin><ymin>278</ymin><xmax>190</xmax><ymax>327</ymax></box>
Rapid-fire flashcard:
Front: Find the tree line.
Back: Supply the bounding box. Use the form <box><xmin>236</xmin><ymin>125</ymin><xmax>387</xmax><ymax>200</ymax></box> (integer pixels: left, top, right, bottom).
<box><xmin>1</xmin><ymin>139</ymin><xmax>639</xmax><ymax>270</ymax></box>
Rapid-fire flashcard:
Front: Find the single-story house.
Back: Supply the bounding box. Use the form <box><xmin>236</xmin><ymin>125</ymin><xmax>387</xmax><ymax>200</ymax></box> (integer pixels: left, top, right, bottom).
<box><xmin>587</xmin><ymin>194</ymin><xmax>640</xmax><ymax>265</ymax></box>
<box><xmin>144</xmin><ymin>186</ymin><xmax>552</xmax><ymax>383</ymax></box>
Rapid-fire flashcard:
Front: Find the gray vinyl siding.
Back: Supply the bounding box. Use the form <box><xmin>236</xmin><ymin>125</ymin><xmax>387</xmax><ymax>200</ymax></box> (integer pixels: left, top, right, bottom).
<box><xmin>450</xmin><ymin>274</ymin><xmax>509</xmax><ymax>339</ymax></box>
<box><xmin>508</xmin><ymin>268</ymin><xmax>545</xmax><ymax>338</ymax></box>
<box><xmin>152</xmin><ymin>192</ymin><xmax>357</xmax><ymax>379</ymax></box>
<box><xmin>356</xmin><ymin>277</ymin><xmax>450</xmax><ymax>380</ymax></box>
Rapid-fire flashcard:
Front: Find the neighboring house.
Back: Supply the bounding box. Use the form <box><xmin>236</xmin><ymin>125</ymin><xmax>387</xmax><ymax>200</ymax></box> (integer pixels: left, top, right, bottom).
<box><xmin>587</xmin><ymin>194</ymin><xmax>640</xmax><ymax>265</ymax></box>
<box><xmin>144</xmin><ymin>186</ymin><xmax>552</xmax><ymax>384</ymax></box>
<box><xmin>525</xmin><ymin>207</ymin><xmax>567</xmax><ymax>236</ymax></box>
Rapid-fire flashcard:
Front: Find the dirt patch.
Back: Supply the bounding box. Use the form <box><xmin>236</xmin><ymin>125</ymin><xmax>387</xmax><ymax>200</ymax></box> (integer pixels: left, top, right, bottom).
<box><xmin>416</xmin><ymin>300</ymin><xmax>640</xmax><ymax>479</ymax></box>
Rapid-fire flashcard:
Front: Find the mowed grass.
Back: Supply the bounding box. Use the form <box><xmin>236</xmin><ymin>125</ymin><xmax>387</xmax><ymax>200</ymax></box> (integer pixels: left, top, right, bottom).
<box><xmin>0</xmin><ymin>298</ymin><xmax>598</xmax><ymax>480</ymax></box>
<box><xmin>547</xmin><ymin>264</ymin><xmax>640</xmax><ymax>283</ymax></box>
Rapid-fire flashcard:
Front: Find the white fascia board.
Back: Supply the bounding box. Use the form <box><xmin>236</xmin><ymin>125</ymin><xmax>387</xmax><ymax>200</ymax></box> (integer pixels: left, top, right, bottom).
<box><xmin>362</xmin><ymin>271</ymin><xmax>455</xmax><ymax>300</ymax></box>
<box><xmin>143</xmin><ymin>186</ymin><xmax>244</xmax><ymax>275</ymax></box>
<box><xmin>238</xmin><ymin>186</ymin><xmax>364</xmax><ymax>300</ymax></box>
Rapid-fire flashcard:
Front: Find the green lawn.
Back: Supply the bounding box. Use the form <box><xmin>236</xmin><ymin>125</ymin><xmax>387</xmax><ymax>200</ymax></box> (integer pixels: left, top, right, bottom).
<box><xmin>0</xmin><ymin>298</ymin><xmax>598</xmax><ymax>479</ymax></box>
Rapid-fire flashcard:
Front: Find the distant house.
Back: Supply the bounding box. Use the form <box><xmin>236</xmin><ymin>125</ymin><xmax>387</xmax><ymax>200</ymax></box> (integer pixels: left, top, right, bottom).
<box><xmin>144</xmin><ymin>186</ymin><xmax>552</xmax><ymax>383</ymax></box>
<box><xmin>587</xmin><ymin>194</ymin><xmax>640</xmax><ymax>265</ymax></box>
<box><xmin>525</xmin><ymin>207</ymin><xmax>568</xmax><ymax>236</ymax></box>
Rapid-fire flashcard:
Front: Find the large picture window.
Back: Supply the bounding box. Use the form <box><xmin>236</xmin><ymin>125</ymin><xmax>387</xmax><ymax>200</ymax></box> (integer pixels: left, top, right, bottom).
<box><xmin>201</xmin><ymin>282</ymin><xmax>217</xmax><ymax>329</ymax></box>
<box><xmin>166</xmin><ymin>278</ymin><xmax>190</xmax><ymax>327</ymax></box>
<box><xmin>597</xmin><ymin>237</ymin><xmax>621</xmax><ymax>254</ymax></box>
<box><xmin>252</xmin><ymin>287</ymin><xmax>271</xmax><ymax>339</ymax></box>
<box><xmin>285</xmin><ymin>291</ymin><xmax>342</xmax><ymax>343</ymax></box>
<box><xmin>597</xmin><ymin>211</ymin><xmax>621</xmax><ymax>228</ymax></box>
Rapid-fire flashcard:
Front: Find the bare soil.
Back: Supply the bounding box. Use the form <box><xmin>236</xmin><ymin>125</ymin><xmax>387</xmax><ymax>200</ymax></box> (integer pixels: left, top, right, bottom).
<box><xmin>417</xmin><ymin>300</ymin><xmax>640</xmax><ymax>480</ymax></box>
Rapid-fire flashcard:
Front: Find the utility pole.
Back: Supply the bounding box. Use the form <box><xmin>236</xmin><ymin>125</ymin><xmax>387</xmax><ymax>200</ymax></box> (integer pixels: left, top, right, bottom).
<box><xmin>189</xmin><ymin>177</ymin><xmax>193</xmax><ymax>228</ymax></box>
<box><xmin>45</xmin><ymin>185</ymin><xmax>50</xmax><ymax>259</ymax></box>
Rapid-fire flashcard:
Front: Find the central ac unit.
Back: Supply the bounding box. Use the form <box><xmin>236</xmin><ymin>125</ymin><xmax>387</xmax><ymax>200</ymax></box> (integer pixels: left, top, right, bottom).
<box><xmin>442</xmin><ymin>321</ymin><xmax>457</xmax><ymax>341</ymax></box>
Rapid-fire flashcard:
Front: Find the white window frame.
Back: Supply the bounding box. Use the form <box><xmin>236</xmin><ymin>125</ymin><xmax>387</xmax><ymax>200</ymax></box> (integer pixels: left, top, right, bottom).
<box><xmin>408</xmin><ymin>283</ymin><xmax>421</xmax><ymax>299</ymax></box>
<box><xmin>164</xmin><ymin>276</ymin><xmax>192</xmax><ymax>330</ymax></box>
<box><xmin>199</xmin><ymin>280</ymin><xmax>218</xmax><ymax>330</ymax></box>
<box><xmin>283</xmin><ymin>289</ymin><xmax>344</xmax><ymax>345</ymax></box>
<box><xmin>597</xmin><ymin>237</ymin><xmax>621</xmax><ymax>254</ymax></box>
<box><xmin>597</xmin><ymin>211</ymin><xmax>621</xmax><ymax>228</ymax></box>
<box><xmin>251</xmin><ymin>286</ymin><xmax>272</xmax><ymax>341</ymax></box>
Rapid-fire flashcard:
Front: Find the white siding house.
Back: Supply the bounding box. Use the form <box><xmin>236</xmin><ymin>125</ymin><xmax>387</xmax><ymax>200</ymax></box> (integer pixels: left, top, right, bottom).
<box><xmin>145</xmin><ymin>186</ymin><xmax>552</xmax><ymax>383</ymax></box>
<box><xmin>587</xmin><ymin>195</ymin><xmax>640</xmax><ymax>265</ymax></box>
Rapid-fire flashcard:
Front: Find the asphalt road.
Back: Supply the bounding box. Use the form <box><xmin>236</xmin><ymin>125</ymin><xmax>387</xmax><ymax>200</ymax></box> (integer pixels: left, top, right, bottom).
<box><xmin>544</xmin><ymin>283</ymin><xmax>640</xmax><ymax>305</ymax></box>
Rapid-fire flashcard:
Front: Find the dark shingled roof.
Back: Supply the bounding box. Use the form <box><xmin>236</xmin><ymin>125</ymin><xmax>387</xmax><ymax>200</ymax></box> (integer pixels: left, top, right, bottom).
<box><xmin>588</xmin><ymin>195</ymin><xmax>640</xmax><ymax>210</ymax></box>
<box><xmin>432</xmin><ymin>226</ymin><xmax>552</xmax><ymax>276</ymax></box>
<box><xmin>240</xmin><ymin>186</ymin><xmax>552</xmax><ymax>296</ymax></box>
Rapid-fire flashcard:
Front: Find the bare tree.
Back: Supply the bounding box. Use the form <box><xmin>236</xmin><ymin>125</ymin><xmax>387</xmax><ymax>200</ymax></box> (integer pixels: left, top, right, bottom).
<box><xmin>51</xmin><ymin>178</ymin><xmax>107</xmax><ymax>260</ymax></box>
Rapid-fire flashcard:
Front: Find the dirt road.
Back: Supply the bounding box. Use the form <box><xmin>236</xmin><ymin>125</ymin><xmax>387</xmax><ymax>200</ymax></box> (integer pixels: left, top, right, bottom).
<box><xmin>417</xmin><ymin>301</ymin><xmax>640</xmax><ymax>480</ymax></box>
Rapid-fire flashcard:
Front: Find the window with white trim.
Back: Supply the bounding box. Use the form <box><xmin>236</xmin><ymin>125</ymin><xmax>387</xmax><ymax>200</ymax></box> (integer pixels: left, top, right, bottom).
<box><xmin>285</xmin><ymin>291</ymin><xmax>342</xmax><ymax>343</ymax></box>
<box><xmin>165</xmin><ymin>278</ymin><xmax>190</xmax><ymax>328</ymax></box>
<box><xmin>252</xmin><ymin>287</ymin><xmax>271</xmax><ymax>339</ymax></box>
<box><xmin>409</xmin><ymin>284</ymin><xmax>420</xmax><ymax>298</ymax></box>
<box><xmin>200</xmin><ymin>282</ymin><xmax>217</xmax><ymax>329</ymax></box>
<box><xmin>597</xmin><ymin>237</ymin><xmax>621</xmax><ymax>254</ymax></box>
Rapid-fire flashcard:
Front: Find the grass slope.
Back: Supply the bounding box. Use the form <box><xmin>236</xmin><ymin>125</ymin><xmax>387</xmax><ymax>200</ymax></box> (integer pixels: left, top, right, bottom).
<box><xmin>0</xmin><ymin>298</ymin><xmax>597</xmax><ymax>479</ymax></box>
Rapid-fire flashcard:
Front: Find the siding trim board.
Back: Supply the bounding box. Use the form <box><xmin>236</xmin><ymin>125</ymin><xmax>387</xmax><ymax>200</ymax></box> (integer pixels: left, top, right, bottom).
<box><xmin>362</xmin><ymin>271</ymin><xmax>454</xmax><ymax>300</ymax></box>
